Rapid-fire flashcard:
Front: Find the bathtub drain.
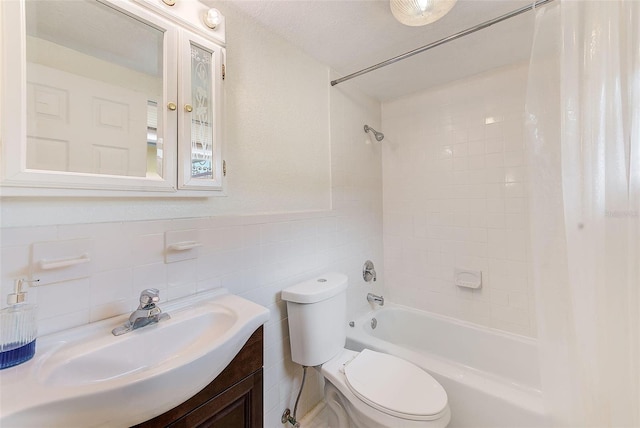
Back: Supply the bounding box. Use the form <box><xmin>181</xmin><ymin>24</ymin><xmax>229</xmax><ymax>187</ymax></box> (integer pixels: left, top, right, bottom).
<box><xmin>371</xmin><ymin>318</ymin><xmax>377</xmax><ymax>329</ymax></box>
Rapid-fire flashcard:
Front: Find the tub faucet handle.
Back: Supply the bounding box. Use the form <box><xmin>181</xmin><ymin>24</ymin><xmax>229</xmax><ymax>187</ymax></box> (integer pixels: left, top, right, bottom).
<box><xmin>363</xmin><ymin>260</ymin><xmax>377</xmax><ymax>282</ymax></box>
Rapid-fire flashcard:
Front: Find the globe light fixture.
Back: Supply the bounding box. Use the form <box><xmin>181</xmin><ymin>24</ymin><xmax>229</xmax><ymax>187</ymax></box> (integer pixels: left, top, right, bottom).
<box><xmin>203</xmin><ymin>8</ymin><xmax>222</xmax><ymax>29</ymax></box>
<box><xmin>390</xmin><ymin>0</ymin><xmax>458</xmax><ymax>26</ymax></box>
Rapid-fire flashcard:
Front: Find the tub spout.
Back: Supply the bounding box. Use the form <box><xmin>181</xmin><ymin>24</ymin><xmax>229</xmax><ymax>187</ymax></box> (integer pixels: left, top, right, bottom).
<box><xmin>367</xmin><ymin>293</ymin><xmax>384</xmax><ymax>306</ymax></box>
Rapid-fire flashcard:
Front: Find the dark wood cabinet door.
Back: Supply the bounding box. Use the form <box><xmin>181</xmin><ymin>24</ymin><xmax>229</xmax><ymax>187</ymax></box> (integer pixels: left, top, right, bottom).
<box><xmin>133</xmin><ymin>327</ymin><xmax>263</xmax><ymax>428</ymax></box>
<box><xmin>168</xmin><ymin>369</ymin><xmax>263</xmax><ymax>428</ymax></box>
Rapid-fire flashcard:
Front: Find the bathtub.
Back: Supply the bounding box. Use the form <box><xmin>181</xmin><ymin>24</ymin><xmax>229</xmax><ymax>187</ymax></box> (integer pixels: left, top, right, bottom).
<box><xmin>345</xmin><ymin>304</ymin><xmax>550</xmax><ymax>428</ymax></box>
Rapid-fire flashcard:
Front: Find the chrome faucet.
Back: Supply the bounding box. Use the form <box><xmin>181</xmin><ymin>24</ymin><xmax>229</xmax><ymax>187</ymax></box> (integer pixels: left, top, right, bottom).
<box><xmin>112</xmin><ymin>288</ymin><xmax>170</xmax><ymax>336</ymax></box>
<box><xmin>367</xmin><ymin>293</ymin><xmax>384</xmax><ymax>306</ymax></box>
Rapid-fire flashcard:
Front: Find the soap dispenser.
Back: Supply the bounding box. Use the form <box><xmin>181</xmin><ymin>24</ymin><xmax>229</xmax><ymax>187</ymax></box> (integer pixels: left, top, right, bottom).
<box><xmin>0</xmin><ymin>279</ymin><xmax>38</xmax><ymax>369</ymax></box>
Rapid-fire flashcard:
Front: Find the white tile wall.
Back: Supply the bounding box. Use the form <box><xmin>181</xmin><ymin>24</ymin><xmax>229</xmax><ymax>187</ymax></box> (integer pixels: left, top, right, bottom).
<box><xmin>0</xmin><ymin>81</ymin><xmax>382</xmax><ymax>428</ymax></box>
<box><xmin>0</xmin><ymin>209</ymin><xmax>379</xmax><ymax>426</ymax></box>
<box><xmin>381</xmin><ymin>62</ymin><xmax>536</xmax><ymax>337</ymax></box>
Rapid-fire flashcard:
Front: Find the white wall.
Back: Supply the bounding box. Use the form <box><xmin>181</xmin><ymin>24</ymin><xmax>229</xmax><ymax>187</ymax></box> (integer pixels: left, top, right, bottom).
<box><xmin>0</xmin><ymin>2</ymin><xmax>383</xmax><ymax>427</ymax></box>
<box><xmin>381</xmin><ymin>63</ymin><xmax>536</xmax><ymax>337</ymax></box>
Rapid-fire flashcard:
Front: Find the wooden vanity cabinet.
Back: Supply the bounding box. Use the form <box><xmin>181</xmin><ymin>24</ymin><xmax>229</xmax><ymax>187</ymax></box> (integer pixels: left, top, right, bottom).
<box><xmin>133</xmin><ymin>326</ymin><xmax>263</xmax><ymax>428</ymax></box>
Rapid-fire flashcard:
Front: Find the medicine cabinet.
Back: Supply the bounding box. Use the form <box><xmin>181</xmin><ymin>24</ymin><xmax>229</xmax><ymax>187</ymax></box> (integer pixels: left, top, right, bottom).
<box><xmin>0</xmin><ymin>0</ymin><xmax>225</xmax><ymax>196</ymax></box>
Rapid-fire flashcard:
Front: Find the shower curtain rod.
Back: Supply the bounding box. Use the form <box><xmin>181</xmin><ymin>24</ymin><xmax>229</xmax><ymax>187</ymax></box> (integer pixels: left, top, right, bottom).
<box><xmin>330</xmin><ymin>0</ymin><xmax>555</xmax><ymax>87</ymax></box>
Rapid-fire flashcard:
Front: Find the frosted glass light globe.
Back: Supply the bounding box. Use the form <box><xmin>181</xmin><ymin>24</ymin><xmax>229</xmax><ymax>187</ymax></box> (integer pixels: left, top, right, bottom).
<box><xmin>390</xmin><ymin>0</ymin><xmax>458</xmax><ymax>26</ymax></box>
<box><xmin>203</xmin><ymin>8</ymin><xmax>222</xmax><ymax>29</ymax></box>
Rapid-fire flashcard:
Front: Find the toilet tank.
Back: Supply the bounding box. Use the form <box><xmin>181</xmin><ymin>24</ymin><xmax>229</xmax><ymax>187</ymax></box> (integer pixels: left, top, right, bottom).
<box><xmin>282</xmin><ymin>273</ymin><xmax>348</xmax><ymax>367</ymax></box>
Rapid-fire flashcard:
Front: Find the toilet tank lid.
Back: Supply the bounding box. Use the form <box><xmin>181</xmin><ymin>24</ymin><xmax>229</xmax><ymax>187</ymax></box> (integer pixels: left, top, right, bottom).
<box><xmin>281</xmin><ymin>272</ymin><xmax>348</xmax><ymax>304</ymax></box>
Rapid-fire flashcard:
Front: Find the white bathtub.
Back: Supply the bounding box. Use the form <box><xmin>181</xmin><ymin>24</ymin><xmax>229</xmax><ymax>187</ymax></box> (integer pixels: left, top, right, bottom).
<box><xmin>345</xmin><ymin>304</ymin><xmax>550</xmax><ymax>428</ymax></box>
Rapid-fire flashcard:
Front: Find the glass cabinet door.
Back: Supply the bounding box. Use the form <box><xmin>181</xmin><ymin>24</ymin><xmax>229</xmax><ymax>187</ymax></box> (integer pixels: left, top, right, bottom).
<box><xmin>178</xmin><ymin>31</ymin><xmax>224</xmax><ymax>190</ymax></box>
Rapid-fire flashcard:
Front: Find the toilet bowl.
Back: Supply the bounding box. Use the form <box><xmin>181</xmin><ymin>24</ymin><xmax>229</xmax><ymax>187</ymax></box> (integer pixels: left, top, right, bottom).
<box><xmin>282</xmin><ymin>273</ymin><xmax>450</xmax><ymax>428</ymax></box>
<box><xmin>322</xmin><ymin>348</ymin><xmax>450</xmax><ymax>428</ymax></box>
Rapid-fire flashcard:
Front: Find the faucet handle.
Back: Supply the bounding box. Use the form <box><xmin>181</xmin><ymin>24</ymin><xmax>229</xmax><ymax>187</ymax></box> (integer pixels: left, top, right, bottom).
<box><xmin>139</xmin><ymin>288</ymin><xmax>160</xmax><ymax>308</ymax></box>
<box><xmin>363</xmin><ymin>260</ymin><xmax>377</xmax><ymax>282</ymax></box>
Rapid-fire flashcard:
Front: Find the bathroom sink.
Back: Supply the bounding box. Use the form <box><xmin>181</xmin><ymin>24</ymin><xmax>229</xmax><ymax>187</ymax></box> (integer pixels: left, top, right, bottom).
<box><xmin>0</xmin><ymin>288</ymin><xmax>269</xmax><ymax>427</ymax></box>
<box><xmin>40</xmin><ymin>307</ymin><xmax>236</xmax><ymax>387</ymax></box>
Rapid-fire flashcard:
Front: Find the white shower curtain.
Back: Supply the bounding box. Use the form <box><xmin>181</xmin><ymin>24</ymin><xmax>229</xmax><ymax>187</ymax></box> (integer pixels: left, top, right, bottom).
<box><xmin>526</xmin><ymin>0</ymin><xmax>640</xmax><ymax>426</ymax></box>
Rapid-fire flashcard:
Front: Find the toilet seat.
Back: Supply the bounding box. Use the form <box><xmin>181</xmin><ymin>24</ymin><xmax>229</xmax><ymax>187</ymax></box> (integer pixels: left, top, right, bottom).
<box><xmin>343</xmin><ymin>349</ymin><xmax>448</xmax><ymax>421</ymax></box>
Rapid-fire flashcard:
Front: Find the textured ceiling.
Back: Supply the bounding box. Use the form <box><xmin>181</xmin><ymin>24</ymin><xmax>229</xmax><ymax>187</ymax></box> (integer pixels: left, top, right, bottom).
<box><xmin>223</xmin><ymin>0</ymin><xmax>537</xmax><ymax>101</ymax></box>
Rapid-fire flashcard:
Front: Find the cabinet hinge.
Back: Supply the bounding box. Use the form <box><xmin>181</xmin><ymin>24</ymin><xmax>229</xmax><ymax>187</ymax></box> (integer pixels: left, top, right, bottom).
<box><xmin>222</xmin><ymin>64</ymin><xmax>226</xmax><ymax>81</ymax></box>
<box><xmin>223</xmin><ymin>160</ymin><xmax>227</xmax><ymax>177</ymax></box>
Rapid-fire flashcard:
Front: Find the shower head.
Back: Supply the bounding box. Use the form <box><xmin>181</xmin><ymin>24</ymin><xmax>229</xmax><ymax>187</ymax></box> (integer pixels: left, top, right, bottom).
<box><xmin>364</xmin><ymin>125</ymin><xmax>384</xmax><ymax>142</ymax></box>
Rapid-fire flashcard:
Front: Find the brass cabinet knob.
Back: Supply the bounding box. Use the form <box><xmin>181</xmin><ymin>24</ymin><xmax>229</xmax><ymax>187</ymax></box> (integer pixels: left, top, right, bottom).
<box><xmin>184</xmin><ymin>104</ymin><xmax>193</xmax><ymax>113</ymax></box>
<box><xmin>167</xmin><ymin>102</ymin><xmax>177</xmax><ymax>111</ymax></box>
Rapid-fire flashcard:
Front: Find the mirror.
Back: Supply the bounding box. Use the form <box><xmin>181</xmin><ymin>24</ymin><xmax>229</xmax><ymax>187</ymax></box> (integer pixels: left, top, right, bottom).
<box><xmin>24</xmin><ymin>0</ymin><xmax>164</xmax><ymax>178</ymax></box>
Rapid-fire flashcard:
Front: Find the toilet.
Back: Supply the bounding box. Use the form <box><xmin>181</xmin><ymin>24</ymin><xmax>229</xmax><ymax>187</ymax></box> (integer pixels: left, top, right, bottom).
<box><xmin>282</xmin><ymin>273</ymin><xmax>451</xmax><ymax>428</ymax></box>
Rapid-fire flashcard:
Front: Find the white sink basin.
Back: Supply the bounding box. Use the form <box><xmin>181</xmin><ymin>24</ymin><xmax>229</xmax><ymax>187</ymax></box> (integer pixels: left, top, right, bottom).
<box><xmin>0</xmin><ymin>288</ymin><xmax>269</xmax><ymax>427</ymax></box>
